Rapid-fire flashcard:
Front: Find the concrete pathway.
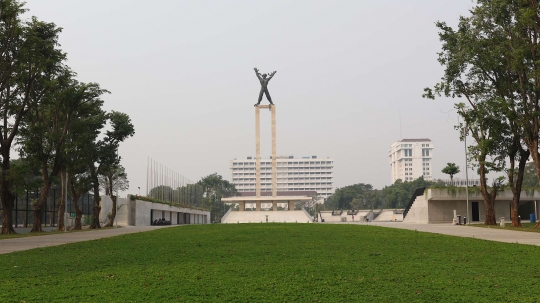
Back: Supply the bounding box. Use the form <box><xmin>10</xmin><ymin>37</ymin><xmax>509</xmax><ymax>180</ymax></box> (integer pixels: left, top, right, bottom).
<box><xmin>370</xmin><ymin>222</ymin><xmax>540</xmax><ymax>246</ymax></box>
<box><xmin>0</xmin><ymin>226</ymin><xmax>172</xmax><ymax>255</ymax></box>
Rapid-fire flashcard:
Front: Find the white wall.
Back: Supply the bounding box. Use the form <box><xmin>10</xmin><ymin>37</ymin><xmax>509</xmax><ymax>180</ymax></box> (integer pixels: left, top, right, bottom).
<box><xmin>403</xmin><ymin>195</ymin><xmax>429</xmax><ymax>223</ymax></box>
<box><xmin>128</xmin><ymin>196</ymin><xmax>210</xmax><ymax>226</ymax></box>
<box><xmin>100</xmin><ymin>195</ymin><xmax>210</xmax><ymax>226</ymax></box>
<box><xmin>100</xmin><ymin>196</ymin><xmax>129</xmax><ymax>225</ymax></box>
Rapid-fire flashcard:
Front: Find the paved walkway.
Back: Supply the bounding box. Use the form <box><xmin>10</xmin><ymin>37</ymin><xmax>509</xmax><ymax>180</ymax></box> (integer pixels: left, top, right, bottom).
<box><xmin>0</xmin><ymin>226</ymin><xmax>172</xmax><ymax>254</ymax></box>
<box><xmin>370</xmin><ymin>222</ymin><xmax>540</xmax><ymax>246</ymax></box>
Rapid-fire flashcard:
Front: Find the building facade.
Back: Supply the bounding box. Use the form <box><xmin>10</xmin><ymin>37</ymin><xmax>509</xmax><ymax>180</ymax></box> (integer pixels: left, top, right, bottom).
<box><xmin>389</xmin><ymin>139</ymin><xmax>433</xmax><ymax>184</ymax></box>
<box><xmin>230</xmin><ymin>156</ymin><xmax>334</xmax><ymax>198</ymax></box>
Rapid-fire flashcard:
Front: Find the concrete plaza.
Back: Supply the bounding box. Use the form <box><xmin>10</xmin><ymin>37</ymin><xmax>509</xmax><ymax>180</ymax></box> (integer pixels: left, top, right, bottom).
<box><xmin>370</xmin><ymin>222</ymin><xmax>540</xmax><ymax>246</ymax></box>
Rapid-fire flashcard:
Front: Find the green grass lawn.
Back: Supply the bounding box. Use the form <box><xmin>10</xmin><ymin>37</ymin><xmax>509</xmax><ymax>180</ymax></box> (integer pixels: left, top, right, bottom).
<box><xmin>1</xmin><ymin>224</ymin><xmax>540</xmax><ymax>302</ymax></box>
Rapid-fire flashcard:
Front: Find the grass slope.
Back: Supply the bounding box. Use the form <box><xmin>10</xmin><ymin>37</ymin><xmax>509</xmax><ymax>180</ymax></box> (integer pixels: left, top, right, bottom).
<box><xmin>1</xmin><ymin>224</ymin><xmax>540</xmax><ymax>302</ymax></box>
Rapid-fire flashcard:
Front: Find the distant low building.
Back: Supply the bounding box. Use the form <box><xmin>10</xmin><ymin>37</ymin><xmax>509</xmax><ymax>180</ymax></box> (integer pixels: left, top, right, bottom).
<box><xmin>230</xmin><ymin>155</ymin><xmax>334</xmax><ymax>199</ymax></box>
<box><xmin>404</xmin><ymin>188</ymin><xmax>539</xmax><ymax>224</ymax></box>
<box><xmin>439</xmin><ymin>178</ymin><xmax>481</xmax><ymax>187</ymax></box>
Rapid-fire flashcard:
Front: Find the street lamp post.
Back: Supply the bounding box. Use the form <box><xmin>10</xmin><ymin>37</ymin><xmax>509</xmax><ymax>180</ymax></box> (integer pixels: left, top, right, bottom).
<box><xmin>462</xmin><ymin>123</ymin><xmax>470</xmax><ymax>225</ymax></box>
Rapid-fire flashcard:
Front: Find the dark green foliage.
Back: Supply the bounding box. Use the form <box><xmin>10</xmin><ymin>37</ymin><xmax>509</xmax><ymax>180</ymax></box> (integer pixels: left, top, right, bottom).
<box><xmin>380</xmin><ymin>177</ymin><xmax>444</xmax><ymax>209</ymax></box>
<box><xmin>326</xmin><ymin>178</ymin><xmax>447</xmax><ymax>210</ymax></box>
<box><xmin>197</xmin><ymin>173</ymin><xmax>238</xmax><ymax>223</ymax></box>
<box><xmin>1</xmin><ymin>224</ymin><xmax>540</xmax><ymax>302</ymax></box>
<box><xmin>0</xmin><ymin>0</ymin><xmax>67</xmax><ymax>234</ymax></box>
<box><xmin>325</xmin><ymin>183</ymin><xmax>379</xmax><ymax>210</ymax></box>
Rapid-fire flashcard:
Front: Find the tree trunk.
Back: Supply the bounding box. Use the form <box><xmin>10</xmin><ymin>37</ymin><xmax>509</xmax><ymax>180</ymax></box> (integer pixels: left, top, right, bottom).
<box><xmin>484</xmin><ymin>194</ymin><xmax>497</xmax><ymax>225</ymax></box>
<box><xmin>105</xmin><ymin>195</ymin><xmax>117</xmax><ymax>227</ymax></box>
<box><xmin>89</xmin><ymin>164</ymin><xmax>101</xmax><ymax>229</ymax></box>
<box><xmin>105</xmin><ymin>173</ymin><xmax>116</xmax><ymax>227</ymax></box>
<box><xmin>31</xmin><ymin>180</ymin><xmax>53</xmax><ymax>232</ymax></box>
<box><xmin>1</xmin><ymin>195</ymin><xmax>15</xmax><ymax>234</ymax></box>
<box><xmin>0</xmin><ymin>145</ymin><xmax>16</xmax><ymax>234</ymax></box>
<box><xmin>57</xmin><ymin>171</ymin><xmax>66</xmax><ymax>231</ymax></box>
<box><xmin>478</xmin><ymin>155</ymin><xmax>497</xmax><ymax>225</ymax></box>
<box><xmin>510</xmin><ymin>149</ymin><xmax>528</xmax><ymax>227</ymax></box>
<box><xmin>73</xmin><ymin>193</ymin><xmax>82</xmax><ymax>230</ymax></box>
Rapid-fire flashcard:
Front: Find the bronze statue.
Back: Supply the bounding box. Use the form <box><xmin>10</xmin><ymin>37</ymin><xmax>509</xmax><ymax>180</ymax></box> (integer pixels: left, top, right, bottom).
<box><xmin>254</xmin><ymin>68</ymin><xmax>276</xmax><ymax>106</ymax></box>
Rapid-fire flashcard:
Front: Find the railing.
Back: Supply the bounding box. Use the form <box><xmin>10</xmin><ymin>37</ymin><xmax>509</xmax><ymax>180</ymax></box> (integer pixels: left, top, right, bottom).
<box><xmin>0</xmin><ymin>188</ymin><xmax>94</xmax><ymax>228</ymax></box>
<box><xmin>402</xmin><ymin>187</ymin><xmax>426</xmax><ymax>220</ymax></box>
<box><xmin>331</xmin><ymin>209</ymin><xmax>343</xmax><ymax>216</ymax></box>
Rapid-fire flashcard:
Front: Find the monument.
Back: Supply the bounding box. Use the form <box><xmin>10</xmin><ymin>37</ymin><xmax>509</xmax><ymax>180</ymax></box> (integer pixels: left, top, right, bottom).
<box><xmin>221</xmin><ymin>69</ymin><xmax>312</xmax><ymax>216</ymax></box>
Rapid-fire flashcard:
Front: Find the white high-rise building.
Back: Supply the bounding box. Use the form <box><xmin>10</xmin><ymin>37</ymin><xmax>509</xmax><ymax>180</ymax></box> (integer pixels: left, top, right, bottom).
<box><xmin>230</xmin><ymin>156</ymin><xmax>334</xmax><ymax>198</ymax></box>
<box><xmin>389</xmin><ymin>139</ymin><xmax>433</xmax><ymax>184</ymax></box>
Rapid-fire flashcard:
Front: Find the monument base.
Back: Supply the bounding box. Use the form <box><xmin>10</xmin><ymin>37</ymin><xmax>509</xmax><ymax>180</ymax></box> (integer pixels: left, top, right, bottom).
<box><xmin>222</xmin><ymin>196</ymin><xmax>311</xmax><ymax>211</ymax></box>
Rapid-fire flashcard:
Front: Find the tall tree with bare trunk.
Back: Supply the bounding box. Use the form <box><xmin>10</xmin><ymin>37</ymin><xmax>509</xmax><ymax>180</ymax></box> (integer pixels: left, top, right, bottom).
<box><xmin>0</xmin><ymin>1</ymin><xmax>65</xmax><ymax>234</ymax></box>
<box><xmin>88</xmin><ymin>111</ymin><xmax>134</xmax><ymax>229</ymax></box>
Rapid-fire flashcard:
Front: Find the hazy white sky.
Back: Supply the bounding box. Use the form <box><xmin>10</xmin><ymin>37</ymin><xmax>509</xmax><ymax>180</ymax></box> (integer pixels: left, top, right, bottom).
<box><xmin>22</xmin><ymin>0</ymin><xmax>480</xmax><ymax>195</ymax></box>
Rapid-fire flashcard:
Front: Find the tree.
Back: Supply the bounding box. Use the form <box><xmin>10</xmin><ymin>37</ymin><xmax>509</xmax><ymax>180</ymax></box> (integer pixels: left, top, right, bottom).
<box><xmin>88</xmin><ymin>111</ymin><xmax>134</xmax><ymax>229</ymax></box>
<box><xmin>441</xmin><ymin>163</ymin><xmax>460</xmax><ymax>183</ymax></box>
<box><xmin>0</xmin><ymin>5</ymin><xmax>66</xmax><ymax>233</ymax></box>
<box><xmin>61</xmin><ymin>85</ymin><xmax>106</xmax><ymax>231</ymax></box>
<box><xmin>68</xmin><ymin>170</ymin><xmax>92</xmax><ymax>230</ymax></box>
<box><xmin>325</xmin><ymin>183</ymin><xmax>376</xmax><ymax>210</ymax></box>
<box><xmin>19</xmin><ymin>74</ymin><xmax>107</xmax><ymax>232</ymax></box>
<box><xmin>99</xmin><ymin>164</ymin><xmax>129</xmax><ymax>227</ymax></box>
<box><xmin>424</xmin><ymin>2</ymin><xmax>523</xmax><ymax>224</ymax></box>
<box><xmin>197</xmin><ymin>173</ymin><xmax>238</xmax><ymax>222</ymax></box>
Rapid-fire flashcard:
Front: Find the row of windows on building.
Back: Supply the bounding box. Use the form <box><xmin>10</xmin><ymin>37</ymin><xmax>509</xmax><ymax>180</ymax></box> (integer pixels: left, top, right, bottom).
<box><xmin>233</xmin><ymin>161</ymin><xmax>333</xmax><ymax>166</ymax></box>
<box><xmin>405</xmin><ymin>171</ymin><xmax>431</xmax><ymax>175</ymax></box>
<box><xmin>233</xmin><ymin>172</ymin><xmax>332</xmax><ymax>176</ymax></box>
<box><xmin>400</xmin><ymin>158</ymin><xmax>431</xmax><ymax>162</ymax></box>
<box><xmin>401</xmin><ymin>149</ymin><xmax>431</xmax><ymax>157</ymax></box>
<box><xmin>236</xmin><ymin>182</ymin><xmax>332</xmax><ymax>186</ymax></box>
<box><xmin>404</xmin><ymin>167</ymin><xmax>430</xmax><ymax>172</ymax></box>
<box><xmin>233</xmin><ymin>177</ymin><xmax>332</xmax><ymax>181</ymax></box>
<box><xmin>237</xmin><ymin>188</ymin><xmax>333</xmax><ymax>192</ymax></box>
<box><xmin>232</xmin><ymin>167</ymin><xmax>331</xmax><ymax>171</ymax></box>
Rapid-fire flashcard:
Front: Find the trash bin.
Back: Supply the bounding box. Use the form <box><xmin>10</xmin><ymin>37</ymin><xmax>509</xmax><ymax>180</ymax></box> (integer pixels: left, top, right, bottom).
<box><xmin>457</xmin><ymin>215</ymin><xmax>461</xmax><ymax>225</ymax></box>
<box><xmin>463</xmin><ymin>217</ymin><xmax>467</xmax><ymax>225</ymax></box>
<box><xmin>531</xmin><ymin>214</ymin><xmax>536</xmax><ymax>223</ymax></box>
<box><xmin>499</xmin><ymin>217</ymin><xmax>505</xmax><ymax>227</ymax></box>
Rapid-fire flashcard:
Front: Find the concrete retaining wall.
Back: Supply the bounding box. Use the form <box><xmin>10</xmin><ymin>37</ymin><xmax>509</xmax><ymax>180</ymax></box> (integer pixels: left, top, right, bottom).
<box><xmin>100</xmin><ymin>195</ymin><xmax>210</xmax><ymax>226</ymax></box>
